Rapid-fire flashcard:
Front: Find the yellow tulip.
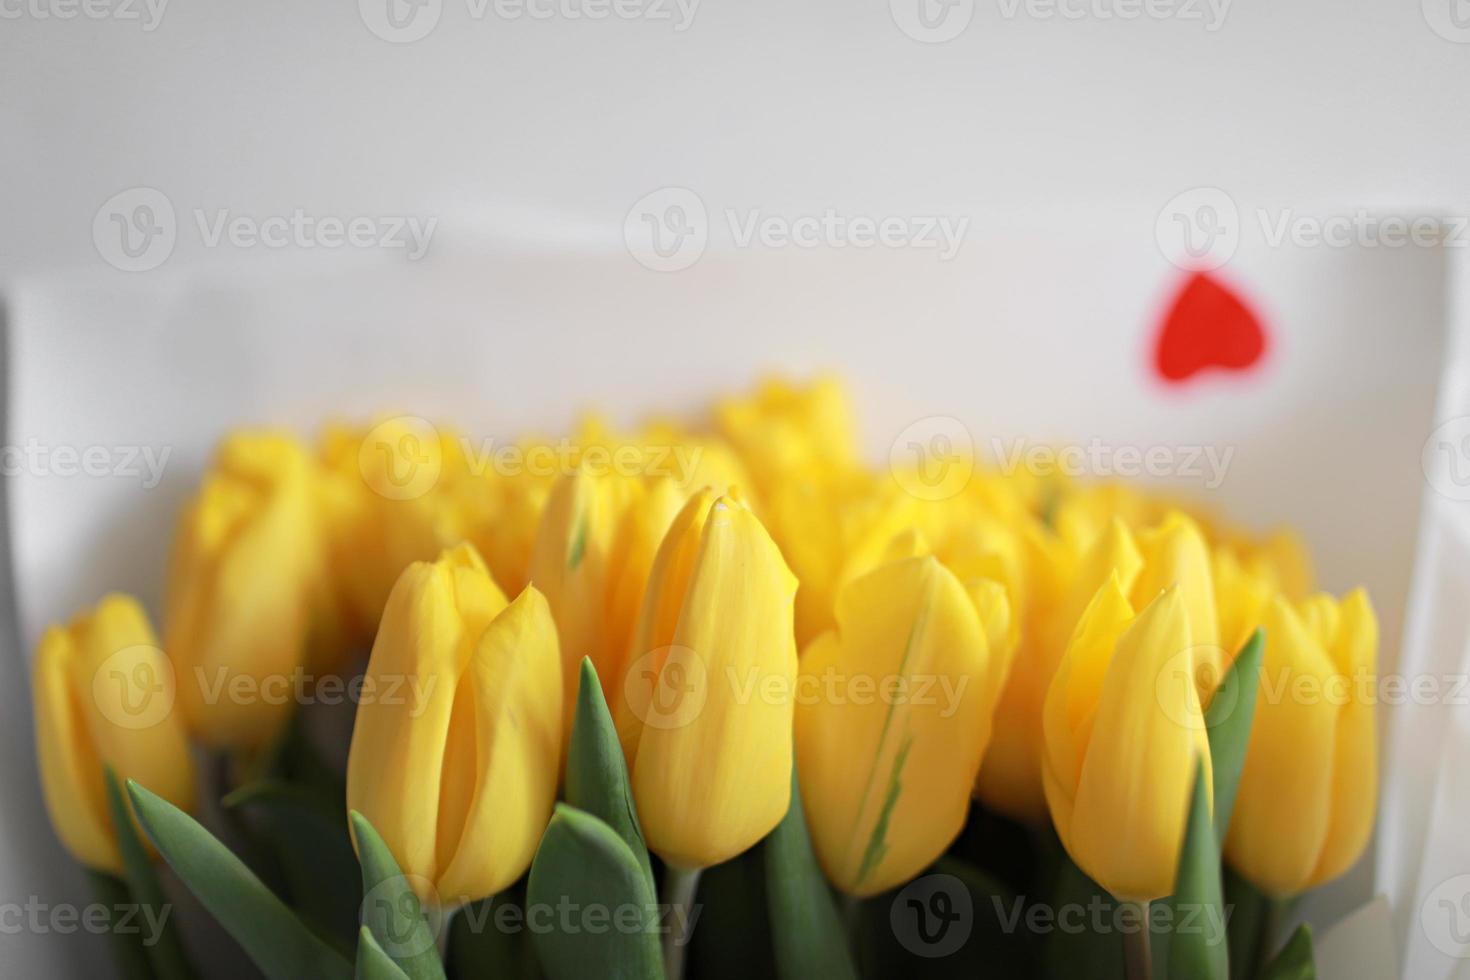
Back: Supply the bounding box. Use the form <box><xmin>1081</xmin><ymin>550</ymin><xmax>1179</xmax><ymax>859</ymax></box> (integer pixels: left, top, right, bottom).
<box><xmin>1132</xmin><ymin>512</ymin><xmax>1223</xmax><ymax>702</ymax></box>
<box><xmin>977</xmin><ymin>519</ymin><xmax>1143</xmax><ymax>822</ymax></box>
<box><xmin>346</xmin><ymin>544</ymin><xmax>561</xmax><ymax>906</ymax></box>
<box><xmin>714</xmin><ymin>377</ymin><xmax>858</xmax><ymax>498</ymax></box>
<box><xmin>1225</xmin><ymin>590</ymin><xmax>1377</xmax><ymax>896</ymax></box>
<box><xmin>1213</xmin><ymin>548</ymin><xmax>1272</xmax><ymax>659</ymax></box>
<box><xmin>618</xmin><ymin>490</ymin><xmax>799</xmax><ymax>870</ymax></box>
<box><xmin>33</xmin><ymin>595</ymin><xmax>196</xmax><ymax>874</ymax></box>
<box><xmin>796</xmin><ymin>555</ymin><xmax>1015</xmax><ymax>896</ymax></box>
<box><xmin>1042</xmin><ymin>578</ymin><xmax>1213</xmax><ymax>902</ymax></box>
<box><xmin>529</xmin><ymin>470</ymin><xmax>684</xmax><ymax>733</ymax></box>
<box><xmin>165</xmin><ymin>432</ymin><xmax>320</xmax><ymax>749</ymax></box>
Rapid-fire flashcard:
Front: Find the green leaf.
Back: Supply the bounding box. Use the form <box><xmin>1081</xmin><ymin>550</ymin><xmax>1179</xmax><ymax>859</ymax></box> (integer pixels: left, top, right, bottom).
<box><xmin>763</xmin><ymin>766</ymin><xmax>856</xmax><ymax>980</ymax></box>
<box><xmin>102</xmin><ymin>767</ymin><xmax>195</xmax><ymax>979</ymax></box>
<box><xmin>86</xmin><ymin>869</ymin><xmax>154</xmax><ymax>980</ymax></box>
<box><xmin>687</xmin><ymin>848</ymin><xmax>776</xmax><ymax>980</ymax></box>
<box><xmin>225</xmin><ymin>780</ymin><xmax>360</xmax><ymax>948</ymax></box>
<box><xmin>564</xmin><ymin>658</ymin><xmax>654</xmax><ymax>890</ymax></box>
<box><xmin>1261</xmin><ymin>924</ymin><xmax>1315</xmax><ymax>980</ymax></box>
<box><xmin>1165</xmin><ymin>759</ymin><xmax>1228</xmax><ymax>980</ymax></box>
<box><xmin>1206</xmin><ymin>628</ymin><xmax>1264</xmax><ymax>845</ymax></box>
<box><xmin>350</xmin><ymin>811</ymin><xmax>447</xmax><ymax>980</ymax></box>
<box><xmin>126</xmin><ymin>779</ymin><xmax>352</xmax><ymax>980</ymax></box>
<box><xmin>526</xmin><ymin>804</ymin><xmax>663</xmax><ymax>980</ymax></box>
<box><xmin>358</xmin><ymin>927</ymin><xmax>413</xmax><ymax>980</ymax></box>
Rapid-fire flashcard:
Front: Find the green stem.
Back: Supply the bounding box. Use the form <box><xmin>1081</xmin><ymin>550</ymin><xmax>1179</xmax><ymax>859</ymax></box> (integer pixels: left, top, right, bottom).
<box><xmin>661</xmin><ymin>866</ymin><xmax>702</xmax><ymax>980</ymax></box>
<box><xmin>1253</xmin><ymin>896</ymin><xmax>1294</xmax><ymax>978</ymax></box>
<box><xmin>1122</xmin><ymin>901</ymin><xmax>1152</xmax><ymax>980</ymax></box>
<box><xmin>87</xmin><ymin>870</ymin><xmax>155</xmax><ymax>980</ymax></box>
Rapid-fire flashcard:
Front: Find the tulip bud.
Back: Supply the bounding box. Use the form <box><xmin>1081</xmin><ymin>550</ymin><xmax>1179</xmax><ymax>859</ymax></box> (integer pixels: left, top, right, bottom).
<box><xmin>346</xmin><ymin>544</ymin><xmax>561</xmax><ymax>906</ymax></box>
<box><xmin>530</xmin><ymin>471</ymin><xmax>684</xmax><ymax>733</ymax></box>
<box><xmin>33</xmin><ymin>595</ymin><xmax>196</xmax><ymax>874</ymax></box>
<box><xmin>1042</xmin><ymin>578</ymin><xmax>1213</xmax><ymax>902</ymax></box>
<box><xmin>977</xmin><ymin>519</ymin><xmax>1142</xmax><ymax>822</ymax></box>
<box><xmin>796</xmin><ymin>555</ymin><xmax>1015</xmax><ymax>896</ymax></box>
<box><xmin>714</xmin><ymin>377</ymin><xmax>857</xmax><ymax>497</ymax></box>
<box><xmin>165</xmin><ymin>432</ymin><xmax>320</xmax><ymax>749</ymax></box>
<box><xmin>617</xmin><ymin>490</ymin><xmax>799</xmax><ymax>870</ymax></box>
<box><xmin>1225</xmin><ymin>590</ymin><xmax>1377</xmax><ymax>896</ymax></box>
<box><xmin>1132</xmin><ymin>512</ymin><xmax>1223</xmax><ymax>702</ymax></box>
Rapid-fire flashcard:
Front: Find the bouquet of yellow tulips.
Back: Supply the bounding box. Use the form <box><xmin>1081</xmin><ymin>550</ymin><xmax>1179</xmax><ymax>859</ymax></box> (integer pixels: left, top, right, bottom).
<box><xmin>32</xmin><ymin>378</ymin><xmax>1377</xmax><ymax>980</ymax></box>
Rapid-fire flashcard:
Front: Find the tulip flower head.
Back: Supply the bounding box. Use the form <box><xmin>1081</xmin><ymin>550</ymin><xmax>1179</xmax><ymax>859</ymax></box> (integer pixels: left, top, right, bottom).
<box><xmin>346</xmin><ymin>544</ymin><xmax>562</xmax><ymax>906</ymax></box>
<box><xmin>796</xmin><ymin>554</ymin><xmax>1016</xmax><ymax>896</ymax></box>
<box><xmin>1225</xmin><ymin>590</ymin><xmax>1378</xmax><ymax>896</ymax></box>
<box><xmin>617</xmin><ymin>489</ymin><xmax>799</xmax><ymax>871</ymax></box>
<box><xmin>1042</xmin><ymin>577</ymin><xmax>1213</xmax><ymax>902</ymax></box>
<box><xmin>165</xmin><ymin>431</ymin><xmax>321</xmax><ymax>749</ymax></box>
<box><xmin>530</xmin><ymin>470</ymin><xmax>684</xmax><ymax>735</ymax></box>
<box><xmin>33</xmin><ymin>595</ymin><xmax>196</xmax><ymax>874</ymax></box>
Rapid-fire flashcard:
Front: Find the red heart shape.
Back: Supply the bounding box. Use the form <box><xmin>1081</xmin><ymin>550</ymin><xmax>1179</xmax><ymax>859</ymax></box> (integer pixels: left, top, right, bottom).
<box><xmin>1153</xmin><ymin>272</ymin><xmax>1267</xmax><ymax>383</ymax></box>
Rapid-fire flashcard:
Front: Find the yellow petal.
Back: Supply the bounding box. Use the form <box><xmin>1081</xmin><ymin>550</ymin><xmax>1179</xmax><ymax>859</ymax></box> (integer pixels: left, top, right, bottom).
<box><xmin>632</xmin><ymin>495</ymin><xmax>798</xmax><ymax>869</ymax></box>
<box><xmin>1063</xmin><ymin>588</ymin><xmax>1212</xmax><ymax>901</ymax></box>
<box><xmin>435</xmin><ymin>587</ymin><xmax>563</xmax><ymax>903</ymax></box>
<box><xmin>1224</xmin><ymin>597</ymin><xmax>1336</xmax><ymax>896</ymax></box>
<box><xmin>797</xmin><ymin>556</ymin><xmax>1004</xmax><ymax>896</ymax></box>
<box><xmin>346</xmin><ymin>544</ymin><xmax>506</xmax><ymax>894</ymax></box>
